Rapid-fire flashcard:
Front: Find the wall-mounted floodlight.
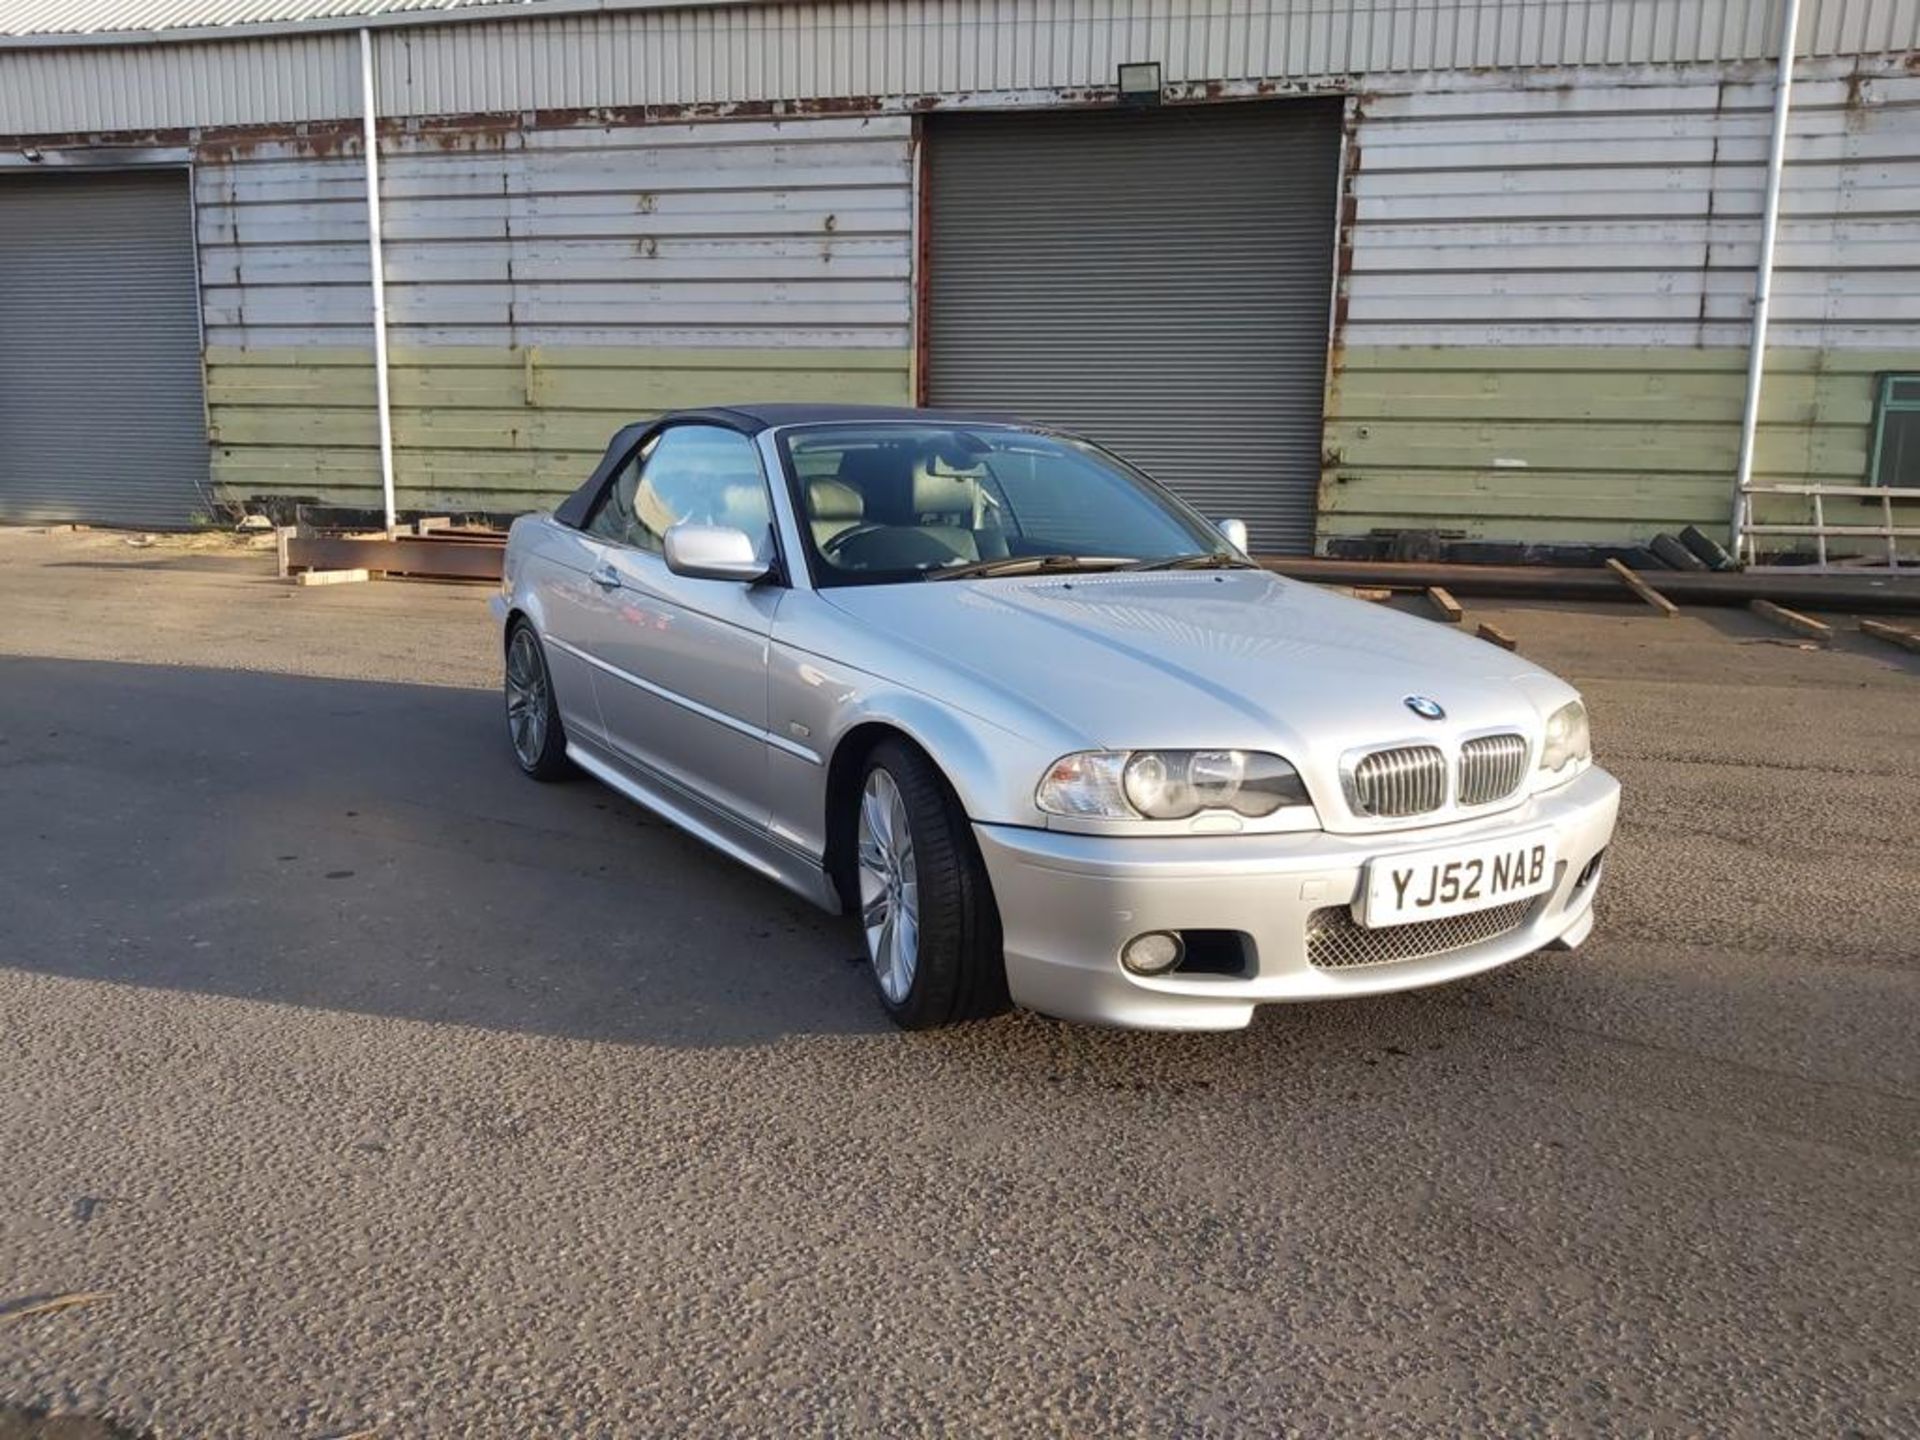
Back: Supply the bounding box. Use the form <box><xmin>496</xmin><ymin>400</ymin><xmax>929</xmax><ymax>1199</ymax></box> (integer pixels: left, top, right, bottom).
<box><xmin>1117</xmin><ymin>62</ymin><xmax>1162</xmax><ymax>108</ymax></box>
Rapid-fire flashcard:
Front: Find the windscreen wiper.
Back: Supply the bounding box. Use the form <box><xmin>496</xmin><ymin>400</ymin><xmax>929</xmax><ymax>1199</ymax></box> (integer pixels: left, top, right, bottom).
<box><xmin>1120</xmin><ymin>552</ymin><xmax>1261</xmax><ymax>572</ymax></box>
<box><xmin>926</xmin><ymin>554</ymin><xmax>1130</xmax><ymax>582</ymax></box>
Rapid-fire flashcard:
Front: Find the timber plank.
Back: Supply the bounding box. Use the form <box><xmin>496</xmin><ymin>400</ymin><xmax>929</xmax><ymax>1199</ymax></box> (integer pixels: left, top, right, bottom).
<box><xmin>1860</xmin><ymin>619</ymin><xmax>1920</xmax><ymax>652</ymax></box>
<box><xmin>1748</xmin><ymin>599</ymin><xmax>1834</xmax><ymax>642</ymax></box>
<box><xmin>1476</xmin><ymin>622</ymin><xmax>1518</xmax><ymax>650</ymax></box>
<box><xmin>1606</xmin><ymin>558</ymin><xmax>1681</xmax><ymax>617</ymax></box>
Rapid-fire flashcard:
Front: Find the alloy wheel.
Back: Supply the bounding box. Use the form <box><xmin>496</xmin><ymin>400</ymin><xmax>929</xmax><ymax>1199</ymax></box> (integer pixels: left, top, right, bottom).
<box><xmin>857</xmin><ymin>767</ymin><xmax>920</xmax><ymax>1004</ymax></box>
<box><xmin>505</xmin><ymin>626</ymin><xmax>550</xmax><ymax>768</ymax></box>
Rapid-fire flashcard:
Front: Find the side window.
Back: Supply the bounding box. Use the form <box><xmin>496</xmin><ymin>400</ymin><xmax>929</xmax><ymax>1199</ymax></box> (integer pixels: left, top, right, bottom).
<box><xmin>584</xmin><ymin>434</ymin><xmax>657</xmax><ymax>544</ymax></box>
<box><xmin>629</xmin><ymin>426</ymin><xmax>774</xmax><ymax>553</ymax></box>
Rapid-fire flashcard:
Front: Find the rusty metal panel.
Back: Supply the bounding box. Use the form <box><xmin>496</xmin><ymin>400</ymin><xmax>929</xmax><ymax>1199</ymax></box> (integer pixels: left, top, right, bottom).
<box><xmin>1325</xmin><ymin>51</ymin><xmax>1920</xmax><ymax>549</ymax></box>
<box><xmin>197</xmin><ymin>113</ymin><xmax>915</xmax><ymax>513</ymax></box>
<box><xmin>377</xmin><ymin>117</ymin><xmax>912</xmax><ymax>350</ymax></box>
<box><xmin>1342</xmin><ymin>57</ymin><xmax>1920</xmax><ymax>351</ymax></box>
<box><xmin>190</xmin><ymin>115</ymin><xmax>912</xmax><ymax>351</ymax></box>
<box><xmin>194</xmin><ymin>135</ymin><xmax>374</xmax><ymax>350</ymax></box>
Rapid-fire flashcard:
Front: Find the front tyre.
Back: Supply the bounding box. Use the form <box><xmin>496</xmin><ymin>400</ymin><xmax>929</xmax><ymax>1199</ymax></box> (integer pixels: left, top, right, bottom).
<box><xmin>504</xmin><ymin>621</ymin><xmax>571</xmax><ymax>780</ymax></box>
<box><xmin>855</xmin><ymin>739</ymin><xmax>1008</xmax><ymax>1028</ymax></box>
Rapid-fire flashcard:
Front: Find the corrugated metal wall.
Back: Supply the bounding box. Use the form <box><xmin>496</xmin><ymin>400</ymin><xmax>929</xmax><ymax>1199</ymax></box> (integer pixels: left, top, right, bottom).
<box><xmin>199</xmin><ymin>114</ymin><xmax>912</xmax><ymax>512</ymax></box>
<box><xmin>375</xmin><ymin>0</ymin><xmax>1905</xmax><ymax>117</ymax></box>
<box><xmin>1323</xmin><ymin>57</ymin><xmax>1920</xmax><ymax>547</ymax></box>
<box><xmin>0</xmin><ymin>32</ymin><xmax>361</xmax><ymax>133</ymax></box>
<box><xmin>7</xmin><ymin>0</ymin><xmax>1920</xmax><ymax>136</ymax></box>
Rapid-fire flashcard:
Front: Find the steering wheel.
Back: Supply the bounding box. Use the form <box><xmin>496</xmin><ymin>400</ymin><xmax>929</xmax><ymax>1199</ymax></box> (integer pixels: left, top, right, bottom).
<box><xmin>821</xmin><ymin>523</ymin><xmax>892</xmax><ymax>562</ymax></box>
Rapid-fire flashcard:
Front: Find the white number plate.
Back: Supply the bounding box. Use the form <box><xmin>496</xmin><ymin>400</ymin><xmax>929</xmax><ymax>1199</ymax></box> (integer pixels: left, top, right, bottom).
<box><xmin>1361</xmin><ymin>831</ymin><xmax>1557</xmax><ymax>929</ymax></box>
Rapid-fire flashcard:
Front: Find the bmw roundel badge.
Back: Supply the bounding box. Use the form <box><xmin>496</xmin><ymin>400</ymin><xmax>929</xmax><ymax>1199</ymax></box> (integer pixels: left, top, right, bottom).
<box><xmin>1404</xmin><ymin>695</ymin><xmax>1446</xmax><ymax>721</ymax></box>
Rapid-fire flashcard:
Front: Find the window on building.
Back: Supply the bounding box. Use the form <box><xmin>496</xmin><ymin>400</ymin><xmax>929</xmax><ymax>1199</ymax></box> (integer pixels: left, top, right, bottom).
<box><xmin>1869</xmin><ymin>375</ymin><xmax>1920</xmax><ymax>488</ymax></box>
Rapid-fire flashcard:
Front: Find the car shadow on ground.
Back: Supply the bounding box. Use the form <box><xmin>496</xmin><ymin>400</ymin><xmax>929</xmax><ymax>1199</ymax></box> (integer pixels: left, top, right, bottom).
<box><xmin>4</xmin><ymin>652</ymin><xmax>1631</xmax><ymax>1062</ymax></box>
<box><xmin>7</xmin><ymin>649</ymin><xmax>1916</xmax><ymax>1085</ymax></box>
<box><xmin>0</xmin><ymin>654</ymin><xmax>899</xmax><ymax>1048</ymax></box>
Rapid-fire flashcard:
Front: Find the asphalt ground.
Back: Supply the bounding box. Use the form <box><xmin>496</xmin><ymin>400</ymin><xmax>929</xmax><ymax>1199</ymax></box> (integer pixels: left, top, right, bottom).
<box><xmin>1</xmin><ymin>527</ymin><xmax>1916</xmax><ymax>1438</ymax></box>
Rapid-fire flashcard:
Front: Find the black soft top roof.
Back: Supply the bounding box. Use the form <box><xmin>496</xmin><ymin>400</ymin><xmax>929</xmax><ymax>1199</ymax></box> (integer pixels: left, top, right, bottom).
<box><xmin>551</xmin><ymin>404</ymin><xmax>1029</xmax><ymax>528</ymax></box>
<box><xmin>682</xmin><ymin>402</ymin><xmax>1024</xmax><ymax>431</ymax></box>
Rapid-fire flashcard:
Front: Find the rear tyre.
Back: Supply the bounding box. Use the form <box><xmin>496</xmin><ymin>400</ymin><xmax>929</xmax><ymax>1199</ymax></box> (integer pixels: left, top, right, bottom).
<box><xmin>504</xmin><ymin>621</ymin><xmax>571</xmax><ymax>781</ymax></box>
<box><xmin>855</xmin><ymin>738</ymin><xmax>1008</xmax><ymax>1029</ymax></box>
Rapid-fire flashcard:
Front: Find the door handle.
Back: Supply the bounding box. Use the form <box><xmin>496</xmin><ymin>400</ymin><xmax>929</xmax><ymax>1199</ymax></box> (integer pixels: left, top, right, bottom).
<box><xmin>590</xmin><ymin>565</ymin><xmax>623</xmax><ymax>591</ymax></box>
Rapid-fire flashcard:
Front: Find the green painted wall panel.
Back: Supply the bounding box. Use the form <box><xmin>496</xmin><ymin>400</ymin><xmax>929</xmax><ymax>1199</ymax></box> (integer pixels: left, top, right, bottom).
<box><xmin>1323</xmin><ymin>345</ymin><xmax>1918</xmax><ymax>550</ymax></box>
<box><xmin>205</xmin><ymin>338</ymin><xmax>1906</xmax><ymax>554</ymax></box>
<box><xmin>207</xmin><ymin>345</ymin><xmax>912</xmax><ymax>513</ymax></box>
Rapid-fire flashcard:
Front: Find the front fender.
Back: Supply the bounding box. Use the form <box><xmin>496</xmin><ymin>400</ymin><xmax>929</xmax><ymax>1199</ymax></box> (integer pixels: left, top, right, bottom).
<box><xmin>764</xmin><ymin>639</ymin><xmax>1071</xmax><ymax>863</ymax></box>
<box><xmin>832</xmin><ymin>683</ymin><xmax>1055</xmax><ymax>826</ymax></box>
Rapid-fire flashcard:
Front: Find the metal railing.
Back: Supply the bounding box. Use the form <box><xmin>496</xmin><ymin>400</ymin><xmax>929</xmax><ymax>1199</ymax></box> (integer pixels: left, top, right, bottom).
<box><xmin>1738</xmin><ymin>484</ymin><xmax>1920</xmax><ymax>572</ymax></box>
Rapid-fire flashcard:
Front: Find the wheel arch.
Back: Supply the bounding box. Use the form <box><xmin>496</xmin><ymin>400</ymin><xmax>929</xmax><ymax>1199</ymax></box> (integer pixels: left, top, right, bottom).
<box><xmin>824</xmin><ymin>719</ymin><xmax>1012</xmax><ymax>1026</ymax></box>
<box><xmin>503</xmin><ymin>605</ymin><xmax>532</xmax><ymax>648</ymax></box>
<box><xmin>815</xmin><ymin>685</ymin><xmax>1058</xmax><ymax>910</ymax></box>
<box><xmin>823</xmin><ymin>721</ymin><xmax>922</xmax><ymax>911</ymax></box>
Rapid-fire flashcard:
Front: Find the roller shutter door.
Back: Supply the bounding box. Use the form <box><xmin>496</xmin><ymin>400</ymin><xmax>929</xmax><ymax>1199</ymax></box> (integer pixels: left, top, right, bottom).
<box><xmin>0</xmin><ymin>171</ymin><xmax>209</xmax><ymax>528</ymax></box>
<box><xmin>925</xmin><ymin>101</ymin><xmax>1342</xmax><ymax>555</ymax></box>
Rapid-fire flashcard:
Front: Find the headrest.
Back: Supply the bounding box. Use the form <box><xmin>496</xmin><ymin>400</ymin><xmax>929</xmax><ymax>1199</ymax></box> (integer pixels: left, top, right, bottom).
<box><xmin>808</xmin><ymin>478</ymin><xmax>864</xmax><ymax>522</ymax></box>
<box><xmin>911</xmin><ymin>456</ymin><xmax>983</xmax><ymax>518</ymax></box>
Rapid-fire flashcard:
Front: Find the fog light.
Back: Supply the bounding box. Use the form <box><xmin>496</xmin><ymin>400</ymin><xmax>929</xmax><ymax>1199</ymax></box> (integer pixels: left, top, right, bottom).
<box><xmin>1576</xmin><ymin>849</ymin><xmax>1606</xmax><ymax>891</ymax></box>
<box><xmin>1122</xmin><ymin>931</ymin><xmax>1184</xmax><ymax>975</ymax></box>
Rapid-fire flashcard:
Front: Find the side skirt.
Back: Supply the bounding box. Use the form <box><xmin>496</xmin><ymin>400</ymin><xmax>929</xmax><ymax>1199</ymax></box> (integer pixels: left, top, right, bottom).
<box><xmin>566</xmin><ymin>737</ymin><xmax>842</xmax><ymax>915</ymax></box>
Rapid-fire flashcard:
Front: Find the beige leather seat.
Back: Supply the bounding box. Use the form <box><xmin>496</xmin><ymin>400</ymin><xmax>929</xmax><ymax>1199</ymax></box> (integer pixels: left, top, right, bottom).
<box><xmin>808</xmin><ymin>478</ymin><xmax>864</xmax><ymax>549</ymax></box>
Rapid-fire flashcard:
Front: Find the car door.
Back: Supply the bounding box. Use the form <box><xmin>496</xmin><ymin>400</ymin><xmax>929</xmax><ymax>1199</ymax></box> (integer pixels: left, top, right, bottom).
<box><xmin>574</xmin><ymin>423</ymin><xmax>783</xmax><ymax>830</ymax></box>
<box><xmin>521</xmin><ymin>522</ymin><xmax>621</xmax><ymax>751</ymax></box>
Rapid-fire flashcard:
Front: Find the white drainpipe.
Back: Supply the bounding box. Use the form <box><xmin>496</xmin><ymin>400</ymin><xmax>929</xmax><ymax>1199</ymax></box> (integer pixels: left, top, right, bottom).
<box><xmin>359</xmin><ymin>26</ymin><xmax>398</xmax><ymax>534</ymax></box>
<box><xmin>1731</xmin><ymin>0</ymin><xmax>1804</xmax><ymax>562</ymax></box>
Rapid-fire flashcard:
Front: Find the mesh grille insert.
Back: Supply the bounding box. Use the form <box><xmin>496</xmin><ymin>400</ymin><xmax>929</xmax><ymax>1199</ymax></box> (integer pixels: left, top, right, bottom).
<box><xmin>1306</xmin><ymin>899</ymin><xmax>1532</xmax><ymax>971</ymax></box>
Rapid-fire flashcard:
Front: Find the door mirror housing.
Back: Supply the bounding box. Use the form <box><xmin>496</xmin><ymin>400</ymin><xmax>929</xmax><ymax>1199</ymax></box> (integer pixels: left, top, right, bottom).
<box><xmin>662</xmin><ymin>523</ymin><xmax>770</xmax><ymax>582</ymax></box>
<box><xmin>1214</xmin><ymin>517</ymin><xmax>1250</xmax><ymax>553</ymax></box>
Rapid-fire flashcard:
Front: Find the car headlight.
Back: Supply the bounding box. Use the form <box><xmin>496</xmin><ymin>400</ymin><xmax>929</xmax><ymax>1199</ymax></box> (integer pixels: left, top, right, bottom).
<box><xmin>1036</xmin><ymin>750</ymin><xmax>1310</xmax><ymax>820</ymax></box>
<box><xmin>1539</xmin><ymin>700</ymin><xmax>1591</xmax><ymax>778</ymax></box>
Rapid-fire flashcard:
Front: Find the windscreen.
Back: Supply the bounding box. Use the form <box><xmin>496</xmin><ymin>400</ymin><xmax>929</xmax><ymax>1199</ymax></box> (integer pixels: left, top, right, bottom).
<box><xmin>780</xmin><ymin>424</ymin><xmax>1229</xmax><ymax>586</ymax></box>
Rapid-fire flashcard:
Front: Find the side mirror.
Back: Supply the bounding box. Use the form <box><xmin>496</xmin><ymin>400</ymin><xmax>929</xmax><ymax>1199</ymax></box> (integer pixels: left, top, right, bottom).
<box><xmin>1214</xmin><ymin>517</ymin><xmax>1250</xmax><ymax>553</ymax></box>
<box><xmin>663</xmin><ymin>523</ymin><xmax>770</xmax><ymax>583</ymax></box>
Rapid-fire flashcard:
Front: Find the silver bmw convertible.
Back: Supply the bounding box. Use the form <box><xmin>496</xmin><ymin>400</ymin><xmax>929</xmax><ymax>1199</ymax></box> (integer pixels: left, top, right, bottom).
<box><xmin>491</xmin><ymin>404</ymin><xmax>1619</xmax><ymax>1031</ymax></box>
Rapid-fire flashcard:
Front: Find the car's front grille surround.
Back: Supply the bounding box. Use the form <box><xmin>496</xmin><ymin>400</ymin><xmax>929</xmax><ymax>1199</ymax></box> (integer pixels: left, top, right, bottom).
<box><xmin>1349</xmin><ymin>744</ymin><xmax>1447</xmax><ymax>818</ymax></box>
<box><xmin>1457</xmin><ymin>732</ymin><xmax>1529</xmax><ymax>807</ymax></box>
<box><xmin>1306</xmin><ymin>898</ymin><xmax>1533</xmax><ymax>970</ymax></box>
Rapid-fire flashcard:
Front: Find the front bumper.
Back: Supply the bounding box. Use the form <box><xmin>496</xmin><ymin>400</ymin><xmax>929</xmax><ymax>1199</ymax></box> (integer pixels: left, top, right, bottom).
<box><xmin>974</xmin><ymin>765</ymin><xmax>1620</xmax><ymax>1030</ymax></box>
